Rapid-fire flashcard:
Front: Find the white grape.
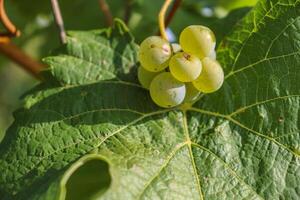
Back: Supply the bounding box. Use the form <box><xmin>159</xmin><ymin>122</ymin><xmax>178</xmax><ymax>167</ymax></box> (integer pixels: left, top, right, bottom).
<box><xmin>150</xmin><ymin>72</ymin><xmax>186</xmax><ymax>108</ymax></box>
<box><xmin>137</xmin><ymin>67</ymin><xmax>160</xmax><ymax>89</ymax></box>
<box><xmin>209</xmin><ymin>50</ymin><xmax>216</xmax><ymax>60</ymax></box>
<box><xmin>171</xmin><ymin>43</ymin><xmax>182</xmax><ymax>53</ymax></box>
<box><xmin>169</xmin><ymin>52</ymin><xmax>202</xmax><ymax>82</ymax></box>
<box><xmin>184</xmin><ymin>83</ymin><xmax>201</xmax><ymax>103</ymax></box>
<box><xmin>193</xmin><ymin>57</ymin><xmax>224</xmax><ymax>93</ymax></box>
<box><xmin>138</xmin><ymin>36</ymin><xmax>172</xmax><ymax>72</ymax></box>
<box><xmin>179</xmin><ymin>25</ymin><xmax>216</xmax><ymax>59</ymax></box>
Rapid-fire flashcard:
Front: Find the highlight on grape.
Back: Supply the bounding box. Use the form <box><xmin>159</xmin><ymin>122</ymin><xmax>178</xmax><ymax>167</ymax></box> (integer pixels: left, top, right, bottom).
<box><xmin>137</xmin><ymin>25</ymin><xmax>224</xmax><ymax>108</ymax></box>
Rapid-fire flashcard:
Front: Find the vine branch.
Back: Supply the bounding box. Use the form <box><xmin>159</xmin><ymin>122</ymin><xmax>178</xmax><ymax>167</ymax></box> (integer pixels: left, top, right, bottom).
<box><xmin>124</xmin><ymin>0</ymin><xmax>132</xmax><ymax>24</ymax></box>
<box><xmin>51</xmin><ymin>0</ymin><xmax>67</xmax><ymax>44</ymax></box>
<box><xmin>158</xmin><ymin>0</ymin><xmax>182</xmax><ymax>39</ymax></box>
<box><xmin>98</xmin><ymin>0</ymin><xmax>113</xmax><ymax>26</ymax></box>
<box><xmin>0</xmin><ymin>0</ymin><xmax>20</xmax><ymax>39</ymax></box>
<box><xmin>0</xmin><ymin>42</ymin><xmax>45</xmax><ymax>79</ymax></box>
<box><xmin>165</xmin><ymin>0</ymin><xmax>182</xmax><ymax>28</ymax></box>
<box><xmin>0</xmin><ymin>0</ymin><xmax>44</xmax><ymax>79</ymax></box>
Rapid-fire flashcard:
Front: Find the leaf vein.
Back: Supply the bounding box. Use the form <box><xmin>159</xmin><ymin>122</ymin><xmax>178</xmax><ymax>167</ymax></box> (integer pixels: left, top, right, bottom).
<box><xmin>135</xmin><ymin>142</ymin><xmax>187</xmax><ymax>200</ymax></box>
<box><xmin>264</xmin><ymin>15</ymin><xmax>300</xmax><ymax>58</ymax></box>
<box><xmin>10</xmin><ymin>110</ymin><xmax>171</xmax><ymax>184</ymax></box>
<box><xmin>230</xmin><ymin>0</ymin><xmax>283</xmax><ymax>72</ymax></box>
<box><xmin>228</xmin><ymin>94</ymin><xmax>300</xmax><ymax>117</ymax></box>
<box><xmin>191</xmin><ymin>142</ymin><xmax>265</xmax><ymax>200</ymax></box>
<box><xmin>225</xmin><ymin>51</ymin><xmax>300</xmax><ymax>79</ymax></box>
<box><xmin>71</xmin><ymin>35</ymin><xmax>135</xmax><ymax>65</ymax></box>
<box><xmin>183</xmin><ymin>111</ymin><xmax>204</xmax><ymax>200</ymax></box>
<box><xmin>189</xmin><ymin>108</ymin><xmax>300</xmax><ymax>158</ymax></box>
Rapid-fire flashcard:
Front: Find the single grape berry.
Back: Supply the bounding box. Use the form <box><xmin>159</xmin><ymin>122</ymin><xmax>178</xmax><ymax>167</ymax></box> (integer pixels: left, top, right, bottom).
<box><xmin>183</xmin><ymin>83</ymin><xmax>201</xmax><ymax>103</ymax></box>
<box><xmin>137</xmin><ymin>66</ymin><xmax>160</xmax><ymax>89</ymax></box>
<box><xmin>150</xmin><ymin>72</ymin><xmax>186</xmax><ymax>108</ymax></box>
<box><xmin>138</xmin><ymin>36</ymin><xmax>172</xmax><ymax>72</ymax></box>
<box><xmin>209</xmin><ymin>50</ymin><xmax>216</xmax><ymax>60</ymax></box>
<box><xmin>179</xmin><ymin>25</ymin><xmax>216</xmax><ymax>59</ymax></box>
<box><xmin>193</xmin><ymin>57</ymin><xmax>224</xmax><ymax>93</ymax></box>
<box><xmin>169</xmin><ymin>52</ymin><xmax>202</xmax><ymax>82</ymax></box>
<box><xmin>171</xmin><ymin>43</ymin><xmax>182</xmax><ymax>53</ymax></box>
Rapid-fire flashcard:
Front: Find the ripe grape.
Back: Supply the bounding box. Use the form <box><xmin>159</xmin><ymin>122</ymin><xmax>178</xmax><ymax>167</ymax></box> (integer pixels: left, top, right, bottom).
<box><xmin>169</xmin><ymin>52</ymin><xmax>202</xmax><ymax>82</ymax></box>
<box><xmin>138</xmin><ymin>36</ymin><xmax>172</xmax><ymax>72</ymax></box>
<box><xmin>184</xmin><ymin>83</ymin><xmax>201</xmax><ymax>103</ymax></box>
<box><xmin>150</xmin><ymin>72</ymin><xmax>186</xmax><ymax>108</ymax></box>
<box><xmin>209</xmin><ymin>50</ymin><xmax>216</xmax><ymax>60</ymax></box>
<box><xmin>193</xmin><ymin>57</ymin><xmax>224</xmax><ymax>93</ymax></box>
<box><xmin>179</xmin><ymin>25</ymin><xmax>216</xmax><ymax>59</ymax></box>
<box><xmin>137</xmin><ymin>67</ymin><xmax>160</xmax><ymax>89</ymax></box>
<box><xmin>171</xmin><ymin>43</ymin><xmax>182</xmax><ymax>53</ymax></box>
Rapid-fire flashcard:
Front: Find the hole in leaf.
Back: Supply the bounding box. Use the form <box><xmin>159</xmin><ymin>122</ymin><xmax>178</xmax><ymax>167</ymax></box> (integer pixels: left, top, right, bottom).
<box><xmin>65</xmin><ymin>159</ymin><xmax>111</xmax><ymax>200</ymax></box>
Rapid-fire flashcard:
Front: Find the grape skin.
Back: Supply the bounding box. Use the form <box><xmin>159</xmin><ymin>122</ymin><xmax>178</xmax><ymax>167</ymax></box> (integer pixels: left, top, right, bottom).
<box><xmin>179</xmin><ymin>25</ymin><xmax>216</xmax><ymax>59</ymax></box>
<box><xmin>138</xmin><ymin>36</ymin><xmax>172</xmax><ymax>72</ymax></box>
<box><xmin>193</xmin><ymin>57</ymin><xmax>224</xmax><ymax>93</ymax></box>
<box><xmin>150</xmin><ymin>72</ymin><xmax>186</xmax><ymax>108</ymax></box>
<box><xmin>184</xmin><ymin>82</ymin><xmax>201</xmax><ymax>103</ymax></box>
<box><xmin>171</xmin><ymin>43</ymin><xmax>182</xmax><ymax>53</ymax></box>
<box><xmin>169</xmin><ymin>52</ymin><xmax>202</xmax><ymax>82</ymax></box>
<box><xmin>209</xmin><ymin>50</ymin><xmax>216</xmax><ymax>60</ymax></box>
<box><xmin>138</xmin><ymin>67</ymin><xmax>160</xmax><ymax>89</ymax></box>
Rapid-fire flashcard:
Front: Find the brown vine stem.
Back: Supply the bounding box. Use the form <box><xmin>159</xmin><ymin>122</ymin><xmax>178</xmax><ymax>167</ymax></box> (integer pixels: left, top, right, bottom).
<box><xmin>0</xmin><ymin>0</ymin><xmax>44</xmax><ymax>79</ymax></box>
<box><xmin>159</xmin><ymin>0</ymin><xmax>172</xmax><ymax>40</ymax></box>
<box><xmin>0</xmin><ymin>41</ymin><xmax>45</xmax><ymax>79</ymax></box>
<box><xmin>124</xmin><ymin>0</ymin><xmax>132</xmax><ymax>24</ymax></box>
<box><xmin>164</xmin><ymin>0</ymin><xmax>182</xmax><ymax>29</ymax></box>
<box><xmin>158</xmin><ymin>0</ymin><xmax>182</xmax><ymax>40</ymax></box>
<box><xmin>0</xmin><ymin>0</ymin><xmax>21</xmax><ymax>38</ymax></box>
<box><xmin>98</xmin><ymin>0</ymin><xmax>113</xmax><ymax>26</ymax></box>
<box><xmin>51</xmin><ymin>0</ymin><xmax>67</xmax><ymax>44</ymax></box>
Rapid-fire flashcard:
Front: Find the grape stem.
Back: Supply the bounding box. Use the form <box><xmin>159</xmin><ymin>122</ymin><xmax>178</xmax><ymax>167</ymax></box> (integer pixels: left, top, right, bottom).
<box><xmin>164</xmin><ymin>0</ymin><xmax>182</xmax><ymax>30</ymax></box>
<box><xmin>159</xmin><ymin>0</ymin><xmax>173</xmax><ymax>41</ymax></box>
<box><xmin>0</xmin><ymin>42</ymin><xmax>45</xmax><ymax>79</ymax></box>
<box><xmin>124</xmin><ymin>0</ymin><xmax>132</xmax><ymax>24</ymax></box>
<box><xmin>0</xmin><ymin>0</ymin><xmax>21</xmax><ymax>40</ymax></box>
<box><xmin>98</xmin><ymin>0</ymin><xmax>113</xmax><ymax>26</ymax></box>
<box><xmin>0</xmin><ymin>0</ymin><xmax>44</xmax><ymax>79</ymax></box>
<box><xmin>157</xmin><ymin>0</ymin><xmax>182</xmax><ymax>37</ymax></box>
<box><xmin>51</xmin><ymin>0</ymin><xmax>67</xmax><ymax>44</ymax></box>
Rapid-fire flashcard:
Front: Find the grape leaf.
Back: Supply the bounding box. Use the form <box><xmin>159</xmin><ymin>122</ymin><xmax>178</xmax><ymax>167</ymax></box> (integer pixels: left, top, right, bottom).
<box><xmin>218</xmin><ymin>0</ymin><xmax>258</xmax><ymax>10</ymax></box>
<box><xmin>1</xmin><ymin>0</ymin><xmax>300</xmax><ymax>199</ymax></box>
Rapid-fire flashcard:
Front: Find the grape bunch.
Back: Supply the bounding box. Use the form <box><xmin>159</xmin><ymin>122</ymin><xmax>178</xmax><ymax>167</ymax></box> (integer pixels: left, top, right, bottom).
<box><xmin>138</xmin><ymin>25</ymin><xmax>224</xmax><ymax>108</ymax></box>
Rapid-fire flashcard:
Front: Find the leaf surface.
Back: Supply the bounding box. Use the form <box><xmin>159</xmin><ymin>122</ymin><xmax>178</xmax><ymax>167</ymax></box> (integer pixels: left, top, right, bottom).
<box><xmin>0</xmin><ymin>0</ymin><xmax>300</xmax><ymax>199</ymax></box>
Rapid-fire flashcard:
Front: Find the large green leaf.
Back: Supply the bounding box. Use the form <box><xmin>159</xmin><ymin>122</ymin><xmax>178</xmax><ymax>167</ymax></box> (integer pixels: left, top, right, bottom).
<box><xmin>1</xmin><ymin>0</ymin><xmax>300</xmax><ymax>199</ymax></box>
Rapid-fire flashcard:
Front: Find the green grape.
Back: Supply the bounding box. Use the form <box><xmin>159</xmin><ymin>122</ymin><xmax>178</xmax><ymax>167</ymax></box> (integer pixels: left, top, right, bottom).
<box><xmin>169</xmin><ymin>52</ymin><xmax>202</xmax><ymax>82</ymax></box>
<box><xmin>193</xmin><ymin>57</ymin><xmax>224</xmax><ymax>93</ymax></box>
<box><xmin>184</xmin><ymin>83</ymin><xmax>201</xmax><ymax>103</ymax></box>
<box><xmin>150</xmin><ymin>72</ymin><xmax>186</xmax><ymax>108</ymax></box>
<box><xmin>138</xmin><ymin>36</ymin><xmax>172</xmax><ymax>72</ymax></box>
<box><xmin>209</xmin><ymin>50</ymin><xmax>216</xmax><ymax>60</ymax></box>
<box><xmin>179</xmin><ymin>25</ymin><xmax>216</xmax><ymax>59</ymax></box>
<box><xmin>171</xmin><ymin>43</ymin><xmax>182</xmax><ymax>53</ymax></box>
<box><xmin>137</xmin><ymin>66</ymin><xmax>160</xmax><ymax>89</ymax></box>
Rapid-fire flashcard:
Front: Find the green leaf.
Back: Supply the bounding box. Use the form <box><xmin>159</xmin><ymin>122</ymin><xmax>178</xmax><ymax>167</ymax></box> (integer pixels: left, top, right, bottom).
<box><xmin>1</xmin><ymin>0</ymin><xmax>300</xmax><ymax>199</ymax></box>
<box><xmin>218</xmin><ymin>0</ymin><xmax>258</xmax><ymax>10</ymax></box>
<box><xmin>43</xmin><ymin>19</ymin><xmax>138</xmax><ymax>86</ymax></box>
<box><xmin>211</xmin><ymin>7</ymin><xmax>251</xmax><ymax>43</ymax></box>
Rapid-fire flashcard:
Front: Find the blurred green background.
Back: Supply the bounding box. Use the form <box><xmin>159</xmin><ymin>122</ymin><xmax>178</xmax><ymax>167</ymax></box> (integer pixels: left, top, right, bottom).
<box><xmin>0</xmin><ymin>0</ymin><xmax>257</xmax><ymax>142</ymax></box>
